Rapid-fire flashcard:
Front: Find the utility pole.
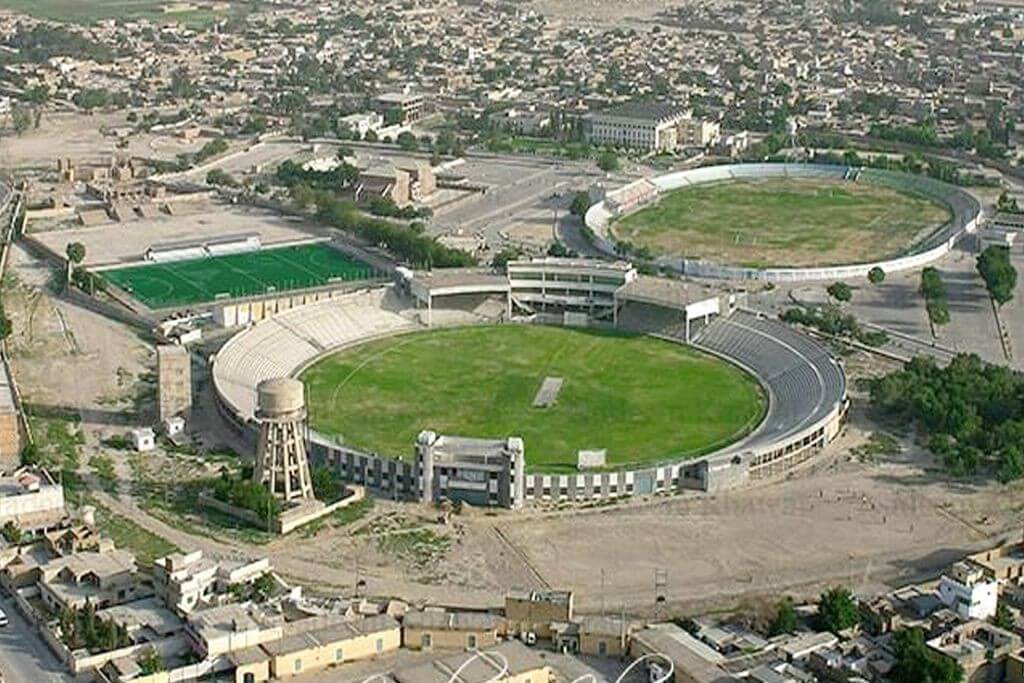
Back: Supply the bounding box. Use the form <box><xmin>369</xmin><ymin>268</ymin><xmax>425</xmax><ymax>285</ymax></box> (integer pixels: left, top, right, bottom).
<box><xmin>655</xmin><ymin>569</ymin><xmax>668</xmax><ymax>619</ymax></box>
<box><xmin>600</xmin><ymin>568</ymin><xmax>606</xmax><ymax>617</ymax></box>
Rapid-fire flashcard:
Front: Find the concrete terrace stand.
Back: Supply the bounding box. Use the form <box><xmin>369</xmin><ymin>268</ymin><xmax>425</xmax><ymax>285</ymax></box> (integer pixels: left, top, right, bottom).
<box><xmin>211</xmin><ymin>272</ymin><xmax>848</xmax><ymax>507</ymax></box>
<box><xmin>585</xmin><ymin>162</ymin><xmax>983</xmax><ymax>283</ymax></box>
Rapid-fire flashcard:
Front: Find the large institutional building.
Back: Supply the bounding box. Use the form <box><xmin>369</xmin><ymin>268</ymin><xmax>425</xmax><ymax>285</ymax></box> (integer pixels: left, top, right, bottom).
<box><xmin>583</xmin><ymin>102</ymin><xmax>720</xmax><ymax>152</ymax></box>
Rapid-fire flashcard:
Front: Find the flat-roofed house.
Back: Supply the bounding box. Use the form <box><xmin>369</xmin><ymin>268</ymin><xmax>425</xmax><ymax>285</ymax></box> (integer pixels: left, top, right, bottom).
<box><xmin>261</xmin><ymin>614</ymin><xmax>400</xmax><ymax>679</ymax></box>
<box><xmin>37</xmin><ymin>548</ymin><xmax>142</xmax><ymax>612</ymax></box>
<box><xmin>504</xmin><ymin>590</ymin><xmax>573</xmax><ymax>639</ymax></box>
<box><xmin>393</xmin><ymin>640</ymin><xmax>552</xmax><ymax>683</ymax></box>
<box><xmin>0</xmin><ymin>467</ymin><xmax>66</xmax><ymax>532</ymax></box>
<box><xmin>403</xmin><ymin>609</ymin><xmax>505</xmax><ymax>651</ymax></box>
<box><xmin>154</xmin><ymin>549</ymin><xmax>271</xmax><ymax>616</ymax></box>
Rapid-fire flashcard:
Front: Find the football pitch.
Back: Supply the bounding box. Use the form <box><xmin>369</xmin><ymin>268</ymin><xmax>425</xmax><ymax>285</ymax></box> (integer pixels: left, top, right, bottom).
<box><xmin>302</xmin><ymin>325</ymin><xmax>766</xmax><ymax>473</ymax></box>
<box><xmin>101</xmin><ymin>243</ymin><xmax>375</xmax><ymax>309</ymax></box>
<box><xmin>613</xmin><ymin>178</ymin><xmax>951</xmax><ymax>268</ymax></box>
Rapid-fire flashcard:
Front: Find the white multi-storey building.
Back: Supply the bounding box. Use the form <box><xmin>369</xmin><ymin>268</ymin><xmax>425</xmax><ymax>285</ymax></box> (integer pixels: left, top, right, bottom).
<box><xmin>938</xmin><ymin>561</ymin><xmax>999</xmax><ymax>620</ymax></box>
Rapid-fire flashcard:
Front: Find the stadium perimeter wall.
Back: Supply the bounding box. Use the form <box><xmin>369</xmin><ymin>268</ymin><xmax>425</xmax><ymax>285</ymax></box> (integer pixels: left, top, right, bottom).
<box><xmin>211</xmin><ymin>287</ymin><xmax>847</xmax><ymax>505</ymax></box>
<box><xmin>585</xmin><ymin>163</ymin><xmax>983</xmax><ymax>283</ymax></box>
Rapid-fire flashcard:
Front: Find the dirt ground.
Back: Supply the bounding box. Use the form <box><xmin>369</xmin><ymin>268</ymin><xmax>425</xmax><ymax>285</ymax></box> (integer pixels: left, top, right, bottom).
<box><xmin>0</xmin><ymin>111</ymin><xmax>207</xmax><ymax>169</ymax></box>
<box><xmin>28</xmin><ymin>203</ymin><xmax>328</xmax><ymax>267</ymax></box>
<box><xmin>530</xmin><ymin>0</ymin><xmax>679</xmax><ymax>22</ymax></box>
<box><xmin>5</xmin><ymin>233</ymin><xmax>1024</xmax><ymax>619</ymax></box>
<box><xmin>3</xmin><ymin>243</ymin><xmax>152</xmax><ymax>424</ymax></box>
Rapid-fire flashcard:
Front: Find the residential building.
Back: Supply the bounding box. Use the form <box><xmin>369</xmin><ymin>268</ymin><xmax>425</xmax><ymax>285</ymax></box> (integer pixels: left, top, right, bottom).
<box><xmin>37</xmin><ymin>548</ymin><xmax>142</xmax><ymax>611</ymax></box>
<box><xmin>938</xmin><ymin>561</ymin><xmax>999</xmax><ymax>621</ymax></box>
<box><xmin>392</xmin><ymin>640</ymin><xmax>552</xmax><ymax>683</ymax></box>
<box><xmin>258</xmin><ymin>614</ymin><xmax>400</xmax><ymax>679</ymax></box>
<box><xmin>629</xmin><ymin>623</ymin><xmax>732</xmax><ymax>683</ymax></box>
<box><xmin>153</xmin><ymin>550</ymin><xmax>271</xmax><ymax>616</ymax></box>
<box><xmin>374</xmin><ymin>92</ymin><xmax>425</xmax><ymax>123</ymax></box>
<box><xmin>0</xmin><ymin>467</ymin><xmax>66</xmax><ymax>532</ymax></box>
<box><xmin>504</xmin><ymin>590</ymin><xmax>574</xmax><ymax>639</ymax></box>
<box><xmin>339</xmin><ymin>112</ymin><xmax>384</xmax><ymax>138</ymax></box>
<box><xmin>403</xmin><ymin>609</ymin><xmax>505</xmax><ymax>651</ymax></box>
<box><xmin>928</xmin><ymin>621</ymin><xmax>1020</xmax><ymax>683</ymax></box>
<box><xmin>554</xmin><ymin>615</ymin><xmax>631</xmax><ymax>656</ymax></box>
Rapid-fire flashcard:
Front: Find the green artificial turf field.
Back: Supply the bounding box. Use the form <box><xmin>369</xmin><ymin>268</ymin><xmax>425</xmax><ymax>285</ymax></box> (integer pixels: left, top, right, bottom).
<box><xmin>101</xmin><ymin>243</ymin><xmax>374</xmax><ymax>309</ymax></box>
<box><xmin>302</xmin><ymin>325</ymin><xmax>766</xmax><ymax>472</ymax></box>
<box><xmin>613</xmin><ymin>178</ymin><xmax>951</xmax><ymax>268</ymax></box>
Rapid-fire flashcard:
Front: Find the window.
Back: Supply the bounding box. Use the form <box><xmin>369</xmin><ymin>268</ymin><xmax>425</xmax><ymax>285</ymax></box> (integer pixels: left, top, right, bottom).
<box><xmin>467</xmin><ymin>634</ymin><xmax>478</xmax><ymax>649</ymax></box>
<box><xmin>376</xmin><ymin>638</ymin><xmax>384</xmax><ymax>653</ymax></box>
<box><xmin>294</xmin><ymin>659</ymin><xmax>303</xmax><ymax>673</ymax></box>
<box><xmin>244</xmin><ymin>674</ymin><xmax>255</xmax><ymax>683</ymax></box>
<box><xmin>422</xmin><ymin>633</ymin><xmax>432</xmax><ymax>649</ymax></box>
<box><xmin>336</xmin><ymin>647</ymin><xmax>344</xmax><ymax>662</ymax></box>
<box><xmin>598</xmin><ymin>641</ymin><xmax>607</xmax><ymax>655</ymax></box>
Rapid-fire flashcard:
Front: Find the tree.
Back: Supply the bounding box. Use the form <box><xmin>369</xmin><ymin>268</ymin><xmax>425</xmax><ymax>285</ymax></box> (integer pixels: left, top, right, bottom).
<box><xmin>547</xmin><ymin>241</ymin><xmax>577</xmax><ymax>258</ymax></box>
<box><xmin>890</xmin><ymin>628</ymin><xmax>963</xmax><ymax>683</ymax></box>
<box><xmin>569</xmin><ymin>191</ymin><xmax>591</xmax><ymax>218</ymax></box>
<box><xmin>817</xmin><ymin>586</ymin><xmax>859</xmax><ymax>633</ymax></box>
<box><xmin>137</xmin><ymin>648</ymin><xmax>164</xmax><ymax>675</ymax></box>
<box><xmin>0</xmin><ymin>309</ymin><xmax>11</xmax><ymax>343</ymax></box>
<box><xmin>65</xmin><ymin>242</ymin><xmax>86</xmax><ymax>289</ymax></box>
<box><xmin>290</xmin><ymin>184</ymin><xmax>317</xmax><ymax>211</ymax></box>
<box><xmin>311</xmin><ymin>465</ymin><xmax>344</xmax><ymax>501</ymax></box>
<box><xmin>252</xmin><ymin>572</ymin><xmax>276</xmax><ymax>600</ymax></box>
<box><xmin>868</xmin><ymin>266</ymin><xmax>886</xmax><ymax>285</ymax></box>
<box><xmin>206</xmin><ymin>169</ymin><xmax>238</xmax><ymax>188</ymax></box>
<box><xmin>827</xmin><ymin>281</ymin><xmax>853</xmax><ymax>303</ymax></box>
<box><xmin>597</xmin><ymin>150</ymin><xmax>620</xmax><ymax>172</ymax></box>
<box><xmin>993</xmin><ymin>601</ymin><xmax>1014</xmax><ymax>630</ymax></box>
<box><xmin>977</xmin><ymin>245</ymin><xmax>1018</xmax><ymax>306</ymax></box>
<box><xmin>169</xmin><ymin>67</ymin><xmax>196</xmax><ymax>100</ymax></box>
<box><xmin>396</xmin><ymin>131</ymin><xmax>418</xmax><ymax>151</ymax></box>
<box><xmin>11</xmin><ymin>106</ymin><xmax>33</xmax><ymax>136</ymax></box>
<box><xmin>769</xmin><ymin>597</ymin><xmax>798</xmax><ymax>636</ymax></box>
<box><xmin>1</xmin><ymin>520</ymin><xmax>22</xmax><ymax>544</ymax></box>
<box><xmin>491</xmin><ymin>247</ymin><xmax>522</xmax><ymax>269</ymax></box>
<box><xmin>920</xmin><ymin>267</ymin><xmax>950</xmax><ymax>326</ymax></box>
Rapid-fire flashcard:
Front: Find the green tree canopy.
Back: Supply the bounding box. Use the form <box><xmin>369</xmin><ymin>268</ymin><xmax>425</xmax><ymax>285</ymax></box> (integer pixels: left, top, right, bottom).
<box><xmin>66</xmin><ymin>242</ymin><xmax>86</xmax><ymax>265</ymax></box>
<box><xmin>817</xmin><ymin>586</ymin><xmax>859</xmax><ymax>633</ymax></box>
<box><xmin>569</xmin><ymin>191</ymin><xmax>591</xmax><ymax>218</ymax></box>
<box><xmin>890</xmin><ymin>628</ymin><xmax>963</xmax><ymax>683</ymax></box>
<box><xmin>977</xmin><ymin>245</ymin><xmax>1017</xmax><ymax>306</ymax></box>
<box><xmin>769</xmin><ymin>597</ymin><xmax>798</xmax><ymax>636</ymax></box>
<box><xmin>597</xmin><ymin>150</ymin><xmax>620</xmax><ymax>172</ymax></box>
<box><xmin>827</xmin><ymin>281</ymin><xmax>853</xmax><ymax>303</ymax></box>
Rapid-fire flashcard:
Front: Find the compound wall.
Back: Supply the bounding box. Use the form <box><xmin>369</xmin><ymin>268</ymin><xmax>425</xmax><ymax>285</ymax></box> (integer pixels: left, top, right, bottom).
<box><xmin>585</xmin><ymin>163</ymin><xmax>983</xmax><ymax>283</ymax></box>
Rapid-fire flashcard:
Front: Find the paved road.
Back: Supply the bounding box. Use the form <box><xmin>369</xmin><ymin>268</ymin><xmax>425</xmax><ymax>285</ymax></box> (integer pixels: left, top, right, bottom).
<box><xmin>0</xmin><ymin>594</ymin><xmax>70</xmax><ymax>682</ymax></box>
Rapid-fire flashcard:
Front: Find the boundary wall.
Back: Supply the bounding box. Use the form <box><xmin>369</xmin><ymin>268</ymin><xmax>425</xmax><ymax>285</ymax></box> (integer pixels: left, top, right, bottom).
<box><xmin>584</xmin><ymin>163</ymin><xmax>983</xmax><ymax>282</ymax></box>
<box><xmin>212</xmin><ymin>285</ymin><xmax>847</xmax><ymax>504</ymax></box>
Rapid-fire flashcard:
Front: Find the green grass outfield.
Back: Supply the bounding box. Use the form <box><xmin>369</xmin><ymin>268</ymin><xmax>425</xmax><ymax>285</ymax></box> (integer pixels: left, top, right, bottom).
<box><xmin>302</xmin><ymin>325</ymin><xmax>766</xmax><ymax>473</ymax></box>
<box><xmin>613</xmin><ymin>178</ymin><xmax>951</xmax><ymax>268</ymax></box>
<box><xmin>101</xmin><ymin>243</ymin><xmax>374</xmax><ymax>309</ymax></box>
<box><xmin>0</xmin><ymin>0</ymin><xmax>248</xmax><ymax>26</ymax></box>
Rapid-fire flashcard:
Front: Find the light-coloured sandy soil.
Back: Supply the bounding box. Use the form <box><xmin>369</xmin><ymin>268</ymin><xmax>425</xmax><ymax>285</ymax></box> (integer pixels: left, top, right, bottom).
<box><xmin>0</xmin><ymin>111</ymin><xmax>207</xmax><ymax>169</ymax></box>
<box><xmin>28</xmin><ymin>204</ymin><xmax>327</xmax><ymax>267</ymax></box>
<box><xmin>8</xmin><ymin>239</ymin><xmax>1024</xmax><ymax>617</ymax></box>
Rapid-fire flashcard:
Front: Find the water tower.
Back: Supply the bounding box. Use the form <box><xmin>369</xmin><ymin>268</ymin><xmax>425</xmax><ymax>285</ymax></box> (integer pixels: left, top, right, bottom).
<box><xmin>253</xmin><ymin>378</ymin><xmax>315</xmax><ymax>504</ymax></box>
